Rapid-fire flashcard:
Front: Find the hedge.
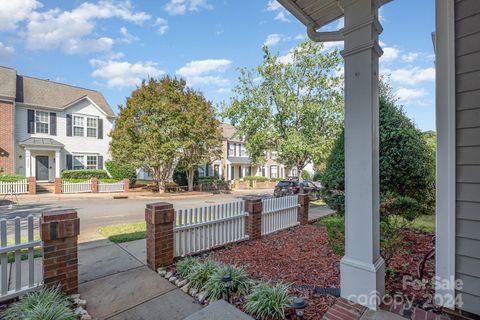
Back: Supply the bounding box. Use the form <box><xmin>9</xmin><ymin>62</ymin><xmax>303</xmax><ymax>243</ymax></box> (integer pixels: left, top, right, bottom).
<box><xmin>0</xmin><ymin>173</ymin><xmax>27</xmax><ymax>182</ymax></box>
<box><xmin>105</xmin><ymin>160</ymin><xmax>136</xmax><ymax>185</ymax></box>
<box><xmin>61</xmin><ymin>169</ymin><xmax>109</xmax><ymax>180</ymax></box>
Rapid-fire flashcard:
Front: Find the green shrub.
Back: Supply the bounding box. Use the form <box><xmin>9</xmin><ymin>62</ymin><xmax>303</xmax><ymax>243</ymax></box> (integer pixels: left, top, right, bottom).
<box><xmin>187</xmin><ymin>259</ymin><xmax>220</xmax><ymax>290</ymax></box>
<box><xmin>203</xmin><ymin>264</ymin><xmax>255</xmax><ymax>301</ymax></box>
<box><xmin>175</xmin><ymin>256</ymin><xmax>200</xmax><ymax>278</ymax></box>
<box><xmin>245</xmin><ymin>282</ymin><xmax>291</xmax><ymax>320</ymax></box>
<box><xmin>105</xmin><ymin>160</ymin><xmax>136</xmax><ymax>185</ymax></box>
<box><xmin>0</xmin><ymin>173</ymin><xmax>27</xmax><ymax>182</ymax></box>
<box><xmin>270</xmin><ymin>178</ymin><xmax>283</xmax><ymax>182</ymax></box>
<box><xmin>320</xmin><ymin>97</ymin><xmax>435</xmax><ymax>216</ymax></box>
<box><xmin>317</xmin><ymin>215</ymin><xmax>345</xmax><ymax>256</ymax></box>
<box><xmin>173</xmin><ymin>166</ymin><xmax>199</xmax><ymax>186</ymax></box>
<box><xmin>300</xmin><ymin>170</ymin><xmax>311</xmax><ymax>181</ymax></box>
<box><xmin>61</xmin><ymin>169</ymin><xmax>109</xmax><ymax>179</ymax></box>
<box><xmin>1</xmin><ymin>287</ymin><xmax>76</xmax><ymax>320</ymax></box>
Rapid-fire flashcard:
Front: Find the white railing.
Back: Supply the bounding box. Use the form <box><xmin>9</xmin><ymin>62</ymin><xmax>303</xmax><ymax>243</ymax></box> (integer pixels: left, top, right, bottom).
<box><xmin>0</xmin><ymin>180</ymin><xmax>28</xmax><ymax>195</ymax></box>
<box><xmin>174</xmin><ymin>201</ymin><xmax>248</xmax><ymax>257</ymax></box>
<box><xmin>0</xmin><ymin>216</ymin><xmax>43</xmax><ymax>302</ymax></box>
<box><xmin>261</xmin><ymin>195</ymin><xmax>299</xmax><ymax>235</ymax></box>
<box><xmin>98</xmin><ymin>180</ymin><xmax>124</xmax><ymax>193</ymax></box>
<box><xmin>62</xmin><ymin>180</ymin><xmax>92</xmax><ymax>193</ymax></box>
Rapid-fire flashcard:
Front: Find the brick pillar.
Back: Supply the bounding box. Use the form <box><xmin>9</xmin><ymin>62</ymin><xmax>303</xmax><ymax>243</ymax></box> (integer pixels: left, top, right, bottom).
<box><xmin>123</xmin><ymin>178</ymin><xmax>130</xmax><ymax>192</ymax></box>
<box><xmin>91</xmin><ymin>177</ymin><xmax>98</xmax><ymax>193</ymax></box>
<box><xmin>54</xmin><ymin>178</ymin><xmax>62</xmax><ymax>194</ymax></box>
<box><xmin>0</xmin><ymin>101</ymin><xmax>14</xmax><ymax>174</ymax></box>
<box><xmin>40</xmin><ymin>209</ymin><xmax>80</xmax><ymax>294</ymax></box>
<box><xmin>28</xmin><ymin>176</ymin><xmax>36</xmax><ymax>195</ymax></box>
<box><xmin>245</xmin><ymin>197</ymin><xmax>262</xmax><ymax>240</ymax></box>
<box><xmin>145</xmin><ymin>202</ymin><xmax>174</xmax><ymax>271</ymax></box>
<box><xmin>298</xmin><ymin>194</ymin><xmax>310</xmax><ymax>225</ymax></box>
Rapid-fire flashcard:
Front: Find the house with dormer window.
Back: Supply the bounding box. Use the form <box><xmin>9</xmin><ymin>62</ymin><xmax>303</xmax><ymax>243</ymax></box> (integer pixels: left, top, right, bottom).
<box><xmin>0</xmin><ymin>66</ymin><xmax>115</xmax><ymax>182</ymax></box>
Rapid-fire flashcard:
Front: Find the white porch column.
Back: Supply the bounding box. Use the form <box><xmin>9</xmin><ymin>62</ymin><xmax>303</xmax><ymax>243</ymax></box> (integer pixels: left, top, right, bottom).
<box><xmin>339</xmin><ymin>0</ymin><xmax>385</xmax><ymax>309</ymax></box>
<box><xmin>227</xmin><ymin>164</ymin><xmax>231</xmax><ymax>180</ymax></box>
<box><xmin>55</xmin><ymin>151</ymin><xmax>61</xmax><ymax>178</ymax></box>
<box><xmin>25</xmin><ymin>149</ymin><xmax>32</xmax><ymax>177</ymax></box>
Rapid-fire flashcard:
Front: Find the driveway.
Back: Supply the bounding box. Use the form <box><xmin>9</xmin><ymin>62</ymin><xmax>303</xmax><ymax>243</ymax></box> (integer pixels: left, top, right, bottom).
<box><xmin>0</xmin><ymin>190</ymin><xmax>272</xmax><ymax>242</ymax></box>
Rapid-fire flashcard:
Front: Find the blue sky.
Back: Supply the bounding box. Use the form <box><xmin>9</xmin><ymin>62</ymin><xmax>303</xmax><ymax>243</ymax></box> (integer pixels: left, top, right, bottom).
<box><xmin>0</xmin><ymin>0</ymin><xmax>435</xmax><ymax>131</ymax></box>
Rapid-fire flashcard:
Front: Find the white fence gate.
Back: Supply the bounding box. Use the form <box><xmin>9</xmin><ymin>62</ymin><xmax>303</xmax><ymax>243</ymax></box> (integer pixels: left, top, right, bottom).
<box><xmin>261</xmin><ymin>195</ymin><xmax>299</xmax><ymax>235</ymax></box>
<box><xmin>0</xmin><ymin>216</ymin><xmax>42</xmax><ymax>302</ymax></box>
<box><xmin>174</xmin><ymin>201</ymin><xmax>248</xmax><ymax>257</ymax></box>
<box><xmin>0</xmin><ymin>180</ymin><xmax>28</xmax><ymax>195</ymax></box>
<box><xmin>62</xmin><ymin>180</ymin><xmax>91</xmax><ymax>193</ymax></box>
<box><xmin>98</xmin><ymin>181</ymin><xmax>124</xmax><ymax>193</ymax></box>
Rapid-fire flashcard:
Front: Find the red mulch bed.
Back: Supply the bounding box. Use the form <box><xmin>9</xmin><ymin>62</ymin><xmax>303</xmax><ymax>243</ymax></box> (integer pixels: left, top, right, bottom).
<box><xmin>206</xmin><ymin>224</ymin><xmax>435</xmax><ymax>320</ymax></box>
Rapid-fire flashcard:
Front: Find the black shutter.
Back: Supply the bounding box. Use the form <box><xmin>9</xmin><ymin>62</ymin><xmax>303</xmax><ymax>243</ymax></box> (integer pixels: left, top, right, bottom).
<box><xmin>66</xmin><ymin>155</ymin><xmax>72</xmax><ymax>170</ymax></box>
<box><xmin>27</xmin><ymin>110</ymin><xmax>35</xmax><ymax>133</ymax></box>
<box><xmin>98</xmin><ymin>156</ymin><xmax>103</xmax><ymax>169</ymax></box>
<box><xmin>49</xmin><ymin>112</ymin><xmax>57</xmax><ymax>136</ymax></box>
<box><xmin>205</xmin><ymin>164</ymin><xmax>209</xmax><ymax>176</ymax></box>
<box><xmin>97</xmin><ymin>119</ymin><xmax>103</xmax><ymax>139</ymax></box>
<box><xmin>66</xmin><ymin>114</ymin><xmax>72</xmax><ymax>136</ymax></box>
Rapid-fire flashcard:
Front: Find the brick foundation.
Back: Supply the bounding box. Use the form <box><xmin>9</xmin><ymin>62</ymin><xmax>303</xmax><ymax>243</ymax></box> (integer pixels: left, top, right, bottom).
<box><xmin>0</xmin><ymin>101</ymin><xmax>14</xmax><ymax>174</ymax></box>
<box><xmin>28</xmin><ymin>176</ymin><xmax>36</xmax><ymax>195</ymax></box>
<box><xmin>298</xmin><ymin>193</ymin><xmax>310</xmax><ymax>225</ymax></box>
<box><xmin>245</xmin><ymin>197</ymin><xmax>262</xmax><ymax>240</ymax></box>
<box><xmin>40</xmin><ymin>209</ymin><xmax>80</xmax><ymax>294</ymax></box>
<box><xmin>54</xmin><ymin>178</ymin><xmax>62</xmax><ymax>194</ymax></box>
<box><xmin>145</xmin><ymin>202</ymin><xmax>174</xmax><ymax>270</ymax></box>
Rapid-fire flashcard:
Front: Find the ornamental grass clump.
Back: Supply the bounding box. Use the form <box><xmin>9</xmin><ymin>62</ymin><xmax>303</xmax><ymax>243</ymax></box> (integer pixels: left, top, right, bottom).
<box><xmin>175</xmin><ymin>256</ymin><xmax>200</xmax><ymax>278</ymax></box>
<box><xmin>203</xmin><ymin>264</ymin><xmax>255</xmax><ymax>301</ymax></box>
<box><xmin>245</xmin><ymin>282</ymin><xmax>292</xmax><ymax>320</ymax></box>
<box><xmin>187</xmin><ymin>259</ymin><xmax>220</xmax><ymax>290</ymax></box>
<box><xmin>2</xmin><ymin>287</ymin><xmax>76</xmax><ymax>320</ymax></box>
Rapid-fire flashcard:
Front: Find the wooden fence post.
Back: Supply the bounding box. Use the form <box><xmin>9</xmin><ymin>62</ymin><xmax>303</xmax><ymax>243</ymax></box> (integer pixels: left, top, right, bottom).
<box><xmin>245</xmin><ymin>197</ymin><xmax>263</xmax><ymax>240</ymax></box>
<box><xmin>145</xmin><ymin>202</ymin><xmax>174</xmax><ymax>271</ymax></box>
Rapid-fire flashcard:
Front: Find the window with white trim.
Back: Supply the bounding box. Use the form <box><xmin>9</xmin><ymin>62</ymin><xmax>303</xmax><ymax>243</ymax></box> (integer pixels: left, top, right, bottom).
<box><xmin>35</xmin><ymin>111</ymin><xmax>49</xmax><ymax>134</ymax></box>
<box><xmin>86</xmin><ymin>155</ymin><xmax>98</xmax><ymax>169</ymax></box>
<box><xmin>73</xmin><ymin>154</ymin><xmax>98</xmax><ymax>170</ymax></box>
<box><xmin>228</xmin><ymin>143</ymin><xmax>234</xmax><ymax>156</ymax></box>
<box><xmin>73</xmin><ymin>155</ymin><xmax>85</xmax><ymax>170</ymax></box>
<box><xmin>87</xmin><ymin>118</ymin><xmax>97</xmax><ymax>138</ymax></box>
<box><xmin>73</xmin><ymin>116</ymin><xmax>84</xmax><ymax>137</ymax></box>
<box><xmin>270</xmin><ymin>165</ymin><xmax>278</xmax><ymax>179</ymax></box>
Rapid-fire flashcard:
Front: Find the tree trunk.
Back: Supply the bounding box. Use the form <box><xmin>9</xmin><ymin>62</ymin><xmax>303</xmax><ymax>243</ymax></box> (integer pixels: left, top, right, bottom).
<box><xmin>158</xmin><ymin>179</ymin><xmax>165</xmax><ymax>193</ymax></box>
<box><xmin>187</xmin><ymin>168</ymin><xmax>194</xmax><ymax>192</ymax></box>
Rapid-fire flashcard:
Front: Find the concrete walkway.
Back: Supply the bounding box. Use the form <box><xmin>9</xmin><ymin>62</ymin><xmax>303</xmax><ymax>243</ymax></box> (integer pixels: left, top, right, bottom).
<box><xmin>78</xmin><ymin>239</ymin><xmax>202</xmax><ymax>320</ymax></box>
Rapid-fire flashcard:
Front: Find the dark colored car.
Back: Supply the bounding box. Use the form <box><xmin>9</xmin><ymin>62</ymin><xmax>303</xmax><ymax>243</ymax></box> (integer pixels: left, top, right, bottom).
<box><xmin>273</xmin><ymin>180</ymin><xmax>321</xmax><ymax>200</ymax></box>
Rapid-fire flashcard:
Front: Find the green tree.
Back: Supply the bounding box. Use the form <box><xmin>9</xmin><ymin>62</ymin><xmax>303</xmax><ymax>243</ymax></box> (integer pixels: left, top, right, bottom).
<box><xmin>221</xmin><ymin>41</ymin><xmax>344</xmax><ymax>177</ymax></box>
<box><xmin>177</xmin><ymin>89</ymin><xmax>222</xmax><ymax>191</ymax></box>
<box><xmin>110</xmin><ymin>77</ymin><xmax>184</xmax><ymax>193</ymax></box>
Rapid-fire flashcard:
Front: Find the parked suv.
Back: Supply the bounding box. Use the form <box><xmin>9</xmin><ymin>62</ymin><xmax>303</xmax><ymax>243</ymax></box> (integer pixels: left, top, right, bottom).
<box><xmin>273</xmin><ymin>180</ymin><xmax>321</xmax><ymax>200</ymax></box>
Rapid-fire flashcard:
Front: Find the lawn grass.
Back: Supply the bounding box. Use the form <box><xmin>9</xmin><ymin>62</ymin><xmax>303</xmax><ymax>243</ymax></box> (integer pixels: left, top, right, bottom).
<box><xmin>98</xmin><ymin>221</ymin><xmax>146</xmax><ymax>243</ymax></box>
<box><xmin>4</xmin><ymin>236</ymin><xmax>42</xmax><ymax>263</ymax></box>
<box><xmin>310</xmin><ymin>199</ymin><xmax>326</xmax><ymax>206</ymax></box>
<box><xmin>411</xmin><ymin>215</ymin><xmax>435</xmax><ymax>233</ymax></box>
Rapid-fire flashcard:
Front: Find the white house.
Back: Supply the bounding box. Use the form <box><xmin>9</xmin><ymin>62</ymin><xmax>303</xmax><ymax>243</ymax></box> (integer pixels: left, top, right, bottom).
<box><xmin>0</xmin><ymin>66</ymin><xmax>115</xmax><ymax>182</ymax></box>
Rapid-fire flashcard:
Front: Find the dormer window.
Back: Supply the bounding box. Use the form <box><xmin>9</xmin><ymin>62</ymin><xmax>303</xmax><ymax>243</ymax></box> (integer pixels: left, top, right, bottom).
<box><xmin>35</xmin><ymin>111</ymin><xmax>49</xmax><ymax>134</ymax></box>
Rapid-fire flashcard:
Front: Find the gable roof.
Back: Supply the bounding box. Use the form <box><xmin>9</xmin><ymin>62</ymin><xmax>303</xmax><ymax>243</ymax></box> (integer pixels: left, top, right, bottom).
<box><xmin>0</xmin><ymin>66</ymin><xmax>115</xmax><ymax>117</ymax></box>
<box><xmin>220</xmin><ymin>123</ymin><xmax>237</xmax><ymax>140</ymax></box>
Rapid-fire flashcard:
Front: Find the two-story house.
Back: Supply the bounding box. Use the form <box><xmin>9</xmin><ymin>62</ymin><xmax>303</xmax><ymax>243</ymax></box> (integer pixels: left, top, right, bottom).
<box><xmin>0</xmin><ymin>66</ymin><xmax>115</xmax><ymax>182</ymax></box>
<box><xmin>199</xmin><ymin>123</ymin><xmax>295</xmax><ymax>181</ymax></box>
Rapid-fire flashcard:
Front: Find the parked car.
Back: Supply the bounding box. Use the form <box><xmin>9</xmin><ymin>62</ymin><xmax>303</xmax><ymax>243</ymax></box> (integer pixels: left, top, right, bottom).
<box><xmin>273</xmin><ymin>180</ymin><xmax>321</xmax><ymax>200</ymax></box>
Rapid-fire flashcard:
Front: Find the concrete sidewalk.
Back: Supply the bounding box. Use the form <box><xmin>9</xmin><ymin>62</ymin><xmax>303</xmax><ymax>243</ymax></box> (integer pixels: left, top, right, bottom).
<box><xmin>78</xmin><ymin>239</ymin><xmax>202</xmax><ymax>320</ymax></box>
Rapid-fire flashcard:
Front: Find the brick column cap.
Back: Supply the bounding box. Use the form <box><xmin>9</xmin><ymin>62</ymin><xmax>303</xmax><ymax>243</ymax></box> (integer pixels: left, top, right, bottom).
<box><xmin>298</xmin><ymin>193</ymin><xmax>310</xmax><ymax>205</ymax></box>
<box><xmin>145</xmin><ymin>202</ymin><xmax>174</xmax><ymax>225</ymax></box>
<box><xmin>42</xmin><ymin>209</ymin><xmax>77</xmax><ymax>222</ymax></box>
<box><xmin>146</xmin><ymin>202</ymin><xmax>174</xmax><ymax>210</ymax></box>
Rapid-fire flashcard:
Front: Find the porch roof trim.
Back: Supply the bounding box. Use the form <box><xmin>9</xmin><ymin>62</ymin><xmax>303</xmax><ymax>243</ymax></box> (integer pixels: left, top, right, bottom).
<box><xmin>19</xmin><ymin>137</ymin><xmax>64</xmax><ymax>148</ymax></box>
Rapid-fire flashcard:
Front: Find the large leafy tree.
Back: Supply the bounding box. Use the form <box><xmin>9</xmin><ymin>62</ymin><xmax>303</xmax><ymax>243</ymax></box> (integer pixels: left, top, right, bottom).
<box><xmin>221</xmin><ymin>41</ymin><xmax>344</xmax><ymax>176</ymax></box>
<box><xmin>177</xmin><ymin>89</ymin><xmax>222</xmax><ymax>191</ymax></box>
<box><xmin>110</xmin><ymin>77</ymin><xmax>184</xmax><ymax>193</ymax></box>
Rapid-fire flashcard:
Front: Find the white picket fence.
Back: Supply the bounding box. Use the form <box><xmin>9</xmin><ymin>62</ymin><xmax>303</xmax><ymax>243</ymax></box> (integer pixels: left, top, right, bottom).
<box><xmin>0</xmin><ymin>180</ymin><xmax>28</xmax><ymax>195</ymax></box>
<box><xmin>62</xmin><ymin>180</ymin><xmax>92</xmax><ymax>193</ymax></box>
<box><xmin>261</xmin><ymin>195</ymin><xmax>300</xmax><ymax>235</ymax></box>
<box><xmin>0</xmin><ymin>216</ymin><xmax>43</xmax><ymax>302</ymax></box>
<box><xmin>98</xmin><ymin>180</ymin><xmax>124</xmax><ymax>193</ymax></box>
<box><xmin>173</xmin><ymin>201</ymin><xmax>248</xmax><ymax>257</ymax></box>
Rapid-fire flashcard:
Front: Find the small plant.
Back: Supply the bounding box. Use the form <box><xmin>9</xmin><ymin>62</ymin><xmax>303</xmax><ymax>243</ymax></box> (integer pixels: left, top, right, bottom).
<box><xmin>61</xmin><ymin>169</ymin><xmax>109</xmax><ymax>180</ymax></box>
<box><xmin>203</xmin><ymin>264</ymin><xmax>255</xmax><ymax>301</ymax></box>
<box><xmin>0</xmin><ymin>173</ymin><xmax>27</xmax><ymax>182</ymax></box>
<box><xmin>175</xmin><ymin>256</ymin><xmax>200</xmax><ymax>278</ymax></box>
<box><xmin>245</xmin><ymin>282</ymin><xmax>292</xmax><ymax>320</ymax></box>
<box><xmin>2</xmin><ymin>287</ymin><xmax>76</xmax><ymax>320</ymax></box>
<box><xmin>187</xmin><ymin>259</ymin><xmax>220</xmax><ymax>290</ymax></box>
<box><xmin>318</xmin><ymin>215</ymin><xmax>345</xmax><ymax>256</ymax></box>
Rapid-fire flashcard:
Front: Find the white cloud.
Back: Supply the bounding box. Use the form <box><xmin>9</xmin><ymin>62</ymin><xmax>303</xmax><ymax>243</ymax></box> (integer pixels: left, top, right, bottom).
<box><xmin>381</xmin><ymin>47</ymin><xmax>400</xmax><ymax>62</ymax></box>
<box><xmin>26</xmin><ymin>0</ymin><xmax>150</xmax><ymax>53</ymax></box>
<box><xmin>119</xmin><ymin>26</ymin><xmax>138</xmax><ymax>43</ymax></box>
<box><xmin>63</xmin><ymin>37</ymin><xmax>114</xmax><ymax>54</ymax></box>
<box><xmin>164</xmin><ymin>0</ymin><xmax>212</xmax><ymax>16</ymax></box>
<box><xmin>154</xmin><ymin>18</ymin><xmax>169</xmax><ymax>35</ymax></box>
<box><xmin>401</xmin><ymin>52</ymin><xmax>420</xmax><ymax>62</ymax></box>
<box><xmin>295</xmin><ymin>34</ymin><xmax>306</xmax><ymax>40</ymax></box>
<box><xmin>90</xmin><ymin>59</ymin><xmax>164</xmax><ymax>88</ymax></box>
<box><xmin>396</xmin><ymin>87</ymin><xmax>428</xmax><ymax>103</ymax></box>
<box><xmin>267</xmin><ymin>0</ymin><xmax>282</xmax><ymax>11</ymax></box>
<box><xmin>387</xmin><ymin>67</ymin><xmax>436</xmax><ymax>85</ymax></box>
<box><xmin>321</xmin><ymin>41</ymin><xmax>343</xmax><ymax>52</ymax></box>
<box><xmin>274</xmin><ymin>12</ymin><xmax>290</xmax><ymax>23</ymax></box>
<box><xmin>176</xmin><ymin>59</ymin><xmax>231</xmax><ymax>87</ymax></box>
<box><xmin>0</xmin><ymin>0</ymin><xmax>41</xmax><ymax>31</ymax></box>
<box><xmin>264</xmin><ymin>34</ymin><xmax>282</xmax><ymax>47</ymax></box>
<box><xmin>0</xmin><ymin>42</ymin><xmax>15</xmax><ymax>61</ymax></box>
